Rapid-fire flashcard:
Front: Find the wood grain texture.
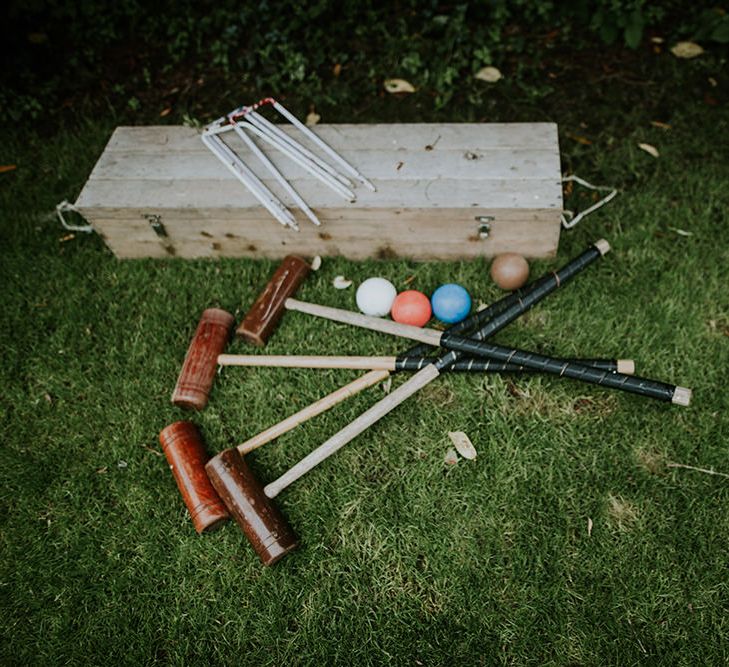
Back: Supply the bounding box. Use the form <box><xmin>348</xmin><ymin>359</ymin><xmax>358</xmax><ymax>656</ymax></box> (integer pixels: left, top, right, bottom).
<box><xmin>285</xmin><ymin>298</ymin><xmax>444</xmax><ymax>347</ymax></box>
<box><xmin>75</xmin><ymin>123</ymin><xmax>563</xmax><ymax>259</ymax></box>
<box><xmin>236</xmin><ymin>255</ymin><xmax>310</xmax><ymax>345</ymax></box>
<box><xmin>264</xmin><ymin>364</ymin><xmax>440</xmax><ymax>498</ymax></box>
<box><xmin>219</xmin><ymin>354</ymin><xmax>398</xmax><ymax>370</ymax></box>
<box><xmin>171</xmin><ymin>308</ymin><xmax>234</xmax><ymax>410</ymax></box>
<box><xmin>205</xmin><ymin>448</ymin><xmax>299</xmax><ymax>566</ymax></box>
<box><xmin>159</xmin><ymin>421</ymin><xmax>230</xmax><ymax>533</ymax></box>
<box><xmin>237</xmin><ymin>369</ymin><xmax>390</xmax><ymax>454</ymax></box>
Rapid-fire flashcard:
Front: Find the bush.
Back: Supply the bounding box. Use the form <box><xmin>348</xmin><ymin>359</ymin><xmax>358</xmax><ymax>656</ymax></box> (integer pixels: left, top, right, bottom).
<box><xmin>0</xmin><ymin>1</ymin><xmax>715</xmax><ymax>124</ymax></box>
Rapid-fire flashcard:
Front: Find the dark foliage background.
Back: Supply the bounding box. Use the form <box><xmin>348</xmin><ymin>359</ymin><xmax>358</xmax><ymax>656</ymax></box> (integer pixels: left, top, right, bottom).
<box><xmin>2</xmin><ymin>1</ymin><xmax>727</xmax><ymax>125</ymax></box>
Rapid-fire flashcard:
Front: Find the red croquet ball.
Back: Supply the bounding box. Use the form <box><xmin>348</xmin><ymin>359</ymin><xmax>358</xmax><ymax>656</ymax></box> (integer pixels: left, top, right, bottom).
<box><xmin>391</xmin><ymin>290</ymin><xmax>432</xmax><ymax>327</ymax></box>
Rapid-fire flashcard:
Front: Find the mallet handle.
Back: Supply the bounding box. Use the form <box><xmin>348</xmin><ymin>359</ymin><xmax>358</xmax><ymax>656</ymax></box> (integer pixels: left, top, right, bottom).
<box><xmin>287</xmin><ymin>300</ymin><xmax>688</xmax><ymax>404</ymax></box>
<box><xmin>230</xmin><ymin>355</ymin><xmax>629</xmax><ymax>459</ymax></box>
<box><xmin>264</xmin><ymin>365</ymin><xmax>440</xmax><ymax>497</ymax></box>
<box><xmin>237</xmin><ymin>369</ymin><xmax>390</xmax><ymax>454</ymax></box>
<box><xmin>398</xmin><ymin>272</ymin><xmax>553</xmax><ymax>360</ymax></box>
<box><xmin>285</xmin><ymin>240</ymin><xmax>611</xmax><ymax>350</ymax></box>
<box><xmin>220</xmin><ymin>354</ymin><xmax>397</xmax><ymax>370</ymax></box>
<box><xmin>265</xmin><ymin>241</ymin><xmax>609</xmax><ymax>497</ymax></box>
<box><xmin>218</xmin><ymin>353</ymin><xmax>633</xmax><ymax>375</ymax></box>
<box><xmin>286</xmin><ymin>296</ymin><xmax>689</xmax><ymax>404</ymax></box>
<box><xmin>286</xmin><ymin>298</ymin><xmax>443</xmax><ymax>346</ymax></box>
<box><xmin>439</xmin><ymin>335</ymin><xmax>690</xmax><ymax>405</ymax></box>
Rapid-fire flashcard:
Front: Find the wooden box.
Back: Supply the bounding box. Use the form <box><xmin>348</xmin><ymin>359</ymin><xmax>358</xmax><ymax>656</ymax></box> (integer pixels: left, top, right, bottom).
<box><xmin>75</xmin><ymin>123</ymin><xmax>563</xmax><ymax>260</ymax></box>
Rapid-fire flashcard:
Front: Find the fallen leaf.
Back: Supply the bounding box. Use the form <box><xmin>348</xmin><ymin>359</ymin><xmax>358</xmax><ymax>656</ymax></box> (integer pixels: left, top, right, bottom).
<box><xmin>333</xmin><ymin>63</ymin><xmax>342</xmax><ymax>77</ymax></box>
<box><xmin>444</xmin><ymin>448</ymin><xmax>459</xmax><ymax>466</ymax></box>
<box><xmin>477</xmin><ymin>302</ymin><xmax>489</xmax><ymax>312</ymax></box>
<box><xmin>587</xmin><ymin>517</ymin><xmax>593</xmax><ymax>537</ymax></box>
<box><xmin>0</xmin><ymin>165</ymin><xmax>17</xmax><ymax>173</ymax></box>
<box><xmin>96</xmin><ymin>466</ymin><xmax>107</xmax><ymax>474</ymax></box>
<box><xmin>59</xmin><ymin>233</ymin><xmax>76</xmax><ymax>242</ymax></box>
<box><xmin>671</xmin><ymin>41</ymin><xmax>704</xmax><ymax>59</ymax></box>
<box><xmin>668</xmin><ymin>227</ymin><xmax>693</xmax><ymax>237</ymax></box>
<box><xmin>566</xmin><ymin>132</ymin><xmax>592</xmax><ymax>145</ymax></box>
<box><xmin>506</xmin><ymin>380</ymin><xmax>528</xmax><ymax>399</ymax></box>
<box><xmin>448</xmin><ymin>431</ymin><xmax>477</xmax><ymax>460</ymax></box>
<box><xmin>310</xmin><ymin>255</ymin><xmax>322</xmax><ymax>271</ymax></box>
<box><xmin>638</xmin><ymin>143</ymin><xmax>659</xmax><ymax>158</ymax></box>
<box><xmin>159</xmin><ymin>107</ymin><xmax>172</xmax><ymax>117</ymax></box>
<box><xmin>305</xmin><ymin>109</ymin><xmax>321</xmax><ymax>126</ymax></box>
<box><xmin>384</xmin><ymin>78</ymin><xmax>416</xmax><ymax>94</ymax></box>
<box><xmin>44</xmin><ymin>393</ymin><xmax>53</xmax><ymax>404</ymax></box>
<box><xmin>650</xmin><ymin>36</ymin><xmax>664</xmax><ymax>44</ymax></box>
<box><xmin>117</xmin><ymin>460</ymin><xmax>128</xmax><ymax>469</ymax></box>
<box><xmin>650</xmin><ymin>120</ymin><xmax>671</xmax><ymax>130</ymax></box>
<box><xmin>474</xmin><ymin>66</ymin><xmax>502</xmax><ymax>83</ymax></box>
<box><xmin>382</xmin><ymin>377</ymin><xmax>392</xmax><ymax>394</ymax></box>
<box><xmin>332</xmin><ymin>275</ymin><xmax>352</xmax><ymax>289</ymax></box>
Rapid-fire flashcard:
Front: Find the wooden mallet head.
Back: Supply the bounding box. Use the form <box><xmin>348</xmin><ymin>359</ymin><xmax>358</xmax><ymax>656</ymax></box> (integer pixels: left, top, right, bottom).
<box><xmin>205</xmin><ymin>448</ymin><xmax>299</xmax><ymax>565</ymax></box>
<box><xmin>170</xmin><ymin>256</ymin><xmax>310</xmax><ymax>410</ymax></box>
<box><xmin>171</xmin><ymin>308</ymin><xmax>235</xmax><ymax>410</ymax></box>
<box><xmin>159</xmin><ymin>421</ymin><xmax>230</xmax><ymax>533</ymax></box>
<box><xmin>236</xmin><ymin>255</ymin><xmax>310</xmax><ymax>345</ymax></box>
<box><xmin>163</xmin><ymin>256</ymin><xmax>311</xmax><ymax>535</ymax></box>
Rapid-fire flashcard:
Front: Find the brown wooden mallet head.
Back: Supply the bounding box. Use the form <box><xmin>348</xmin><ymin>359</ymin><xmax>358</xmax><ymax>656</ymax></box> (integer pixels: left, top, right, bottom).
<box><xmin>236</xmin><ymin>255</ymin><xmax>311</xmax><ymax>345</ymax></box>
<box><xmin>171</xmin><ymin>308</ymin><xmax>235</xmax><ymax>410</ymax></box>
<box><xmin>162</xmin><ymin>257</ymin><xmax>311</xmax><ymax>537</ymax></box>
<box><xmin>159</xmin><ymin>421</ymin><xmax>230</xmax><ymax>533</ymax></box>
<box><xmin>205</xmin><ymin>448</ymin><xmax>299</xmax><ymax>565</ymax></box>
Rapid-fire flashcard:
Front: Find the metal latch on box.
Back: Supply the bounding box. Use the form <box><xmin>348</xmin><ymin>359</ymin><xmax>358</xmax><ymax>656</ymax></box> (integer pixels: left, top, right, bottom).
<box><xmin>143</xmin><ymin>214</ymin><xmax>168</xmax><ymax>238</ymax></box>
<box><xmin>475</xmin><ymin>216</ymin><xmax>494</xmax><ymax>239</ymax></box>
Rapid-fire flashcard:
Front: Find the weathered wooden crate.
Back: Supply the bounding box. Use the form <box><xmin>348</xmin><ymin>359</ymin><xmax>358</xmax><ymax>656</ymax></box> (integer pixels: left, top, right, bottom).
<box><xmin>75</xmin><ymin>123</ymin><xmax>563</xmax><ymax>260</ymax></box>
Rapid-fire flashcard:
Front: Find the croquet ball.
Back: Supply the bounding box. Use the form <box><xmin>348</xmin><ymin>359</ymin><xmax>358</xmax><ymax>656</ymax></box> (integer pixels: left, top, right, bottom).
<box><xmin>431</xmin><ymin>284</ymin><xmax>472</xmax><ymax>324</ymax></box>
<box><xmin>490</xmin><ymin>253</ymin><xmax>530</xmax><ymax>290</ymax></box>
<box><xmin>355</xmin><ymin>277</ymin><xmax>397</xmax><ymax>317</ymax></box>
<box><xmin>391</xmin><ymin>290</ymin><xmax>432</xmax><ymax>327</ymax></box>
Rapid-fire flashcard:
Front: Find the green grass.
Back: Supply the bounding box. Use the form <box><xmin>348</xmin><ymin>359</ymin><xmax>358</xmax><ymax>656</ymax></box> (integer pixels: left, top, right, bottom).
<box><xmin>1</xmin><ymin>76</ymin><xmax>728</xmax><ymax>665</ymax></box>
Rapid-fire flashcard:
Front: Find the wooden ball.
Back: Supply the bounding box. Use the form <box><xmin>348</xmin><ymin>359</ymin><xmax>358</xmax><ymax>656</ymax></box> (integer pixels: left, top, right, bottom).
<box><xmin>490</xmin><ymin>253</ymin><xmax>530</xmax><ymax>290</ymax></box>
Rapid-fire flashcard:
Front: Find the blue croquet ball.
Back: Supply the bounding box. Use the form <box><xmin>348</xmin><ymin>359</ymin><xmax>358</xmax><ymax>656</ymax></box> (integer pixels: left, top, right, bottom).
<box><xmin>431</xmin><ymin>284</ymin><xmax>472</xmax><ymax>324</ymax></box>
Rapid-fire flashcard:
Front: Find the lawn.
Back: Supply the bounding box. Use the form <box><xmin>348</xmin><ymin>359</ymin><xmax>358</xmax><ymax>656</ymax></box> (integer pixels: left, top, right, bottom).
<box><xmin>1</xmin><ymin>45</ymin><xmax>728</xmax><ymax>666</ymax></box>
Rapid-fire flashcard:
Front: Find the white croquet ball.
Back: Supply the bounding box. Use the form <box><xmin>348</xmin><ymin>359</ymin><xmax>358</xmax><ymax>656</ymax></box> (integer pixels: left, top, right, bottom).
<box><xmin>355</xmin><ymin>277</ymin><xmax>397</xmax><ymax>317</ymax></box>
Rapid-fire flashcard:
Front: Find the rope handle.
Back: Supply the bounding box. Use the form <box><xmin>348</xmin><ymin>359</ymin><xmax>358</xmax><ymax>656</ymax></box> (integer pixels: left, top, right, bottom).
<box><xmin>56</xmin><ymin>200</ymin><xmax>94</xmax><ymax>233</ymax></box>
<box><xmin>561</xmin><ymin>175</ymin><xmax>618</xmax><ymax>230</ymax></box>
